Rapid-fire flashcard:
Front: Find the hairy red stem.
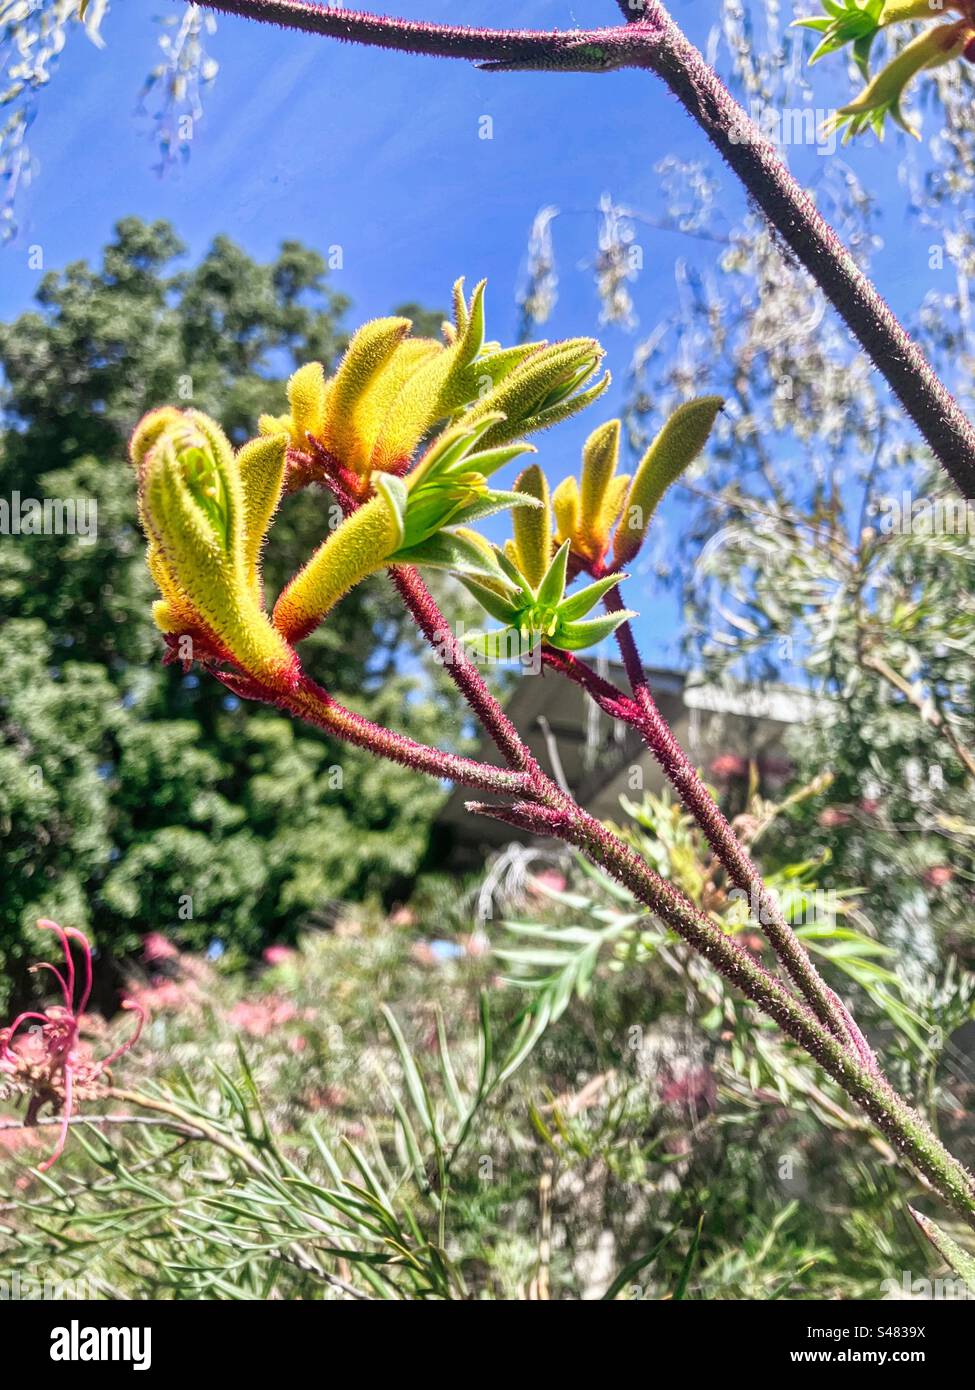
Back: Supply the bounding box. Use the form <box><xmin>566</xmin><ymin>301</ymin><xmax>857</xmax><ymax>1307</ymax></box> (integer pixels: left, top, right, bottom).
<box><xmin>601</xmin><ymin>585</ymin><xmax>866</xmax><ymax>1050</ymax></box>
<box><xmin>388</xmin><ymin>565</ymin><xmax>546</xmax><ymax>777</ymax></box>
<box><xmin>216</xmin><ymin>666</ymin><xmax>535</xmax><ymax>798</ymax></box>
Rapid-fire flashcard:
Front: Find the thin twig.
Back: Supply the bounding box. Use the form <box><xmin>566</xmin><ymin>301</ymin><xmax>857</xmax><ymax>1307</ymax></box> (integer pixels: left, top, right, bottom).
<box><xmin>862</xmin><ymin>651</ymin><xmax>975</xmax><ymax>781</ymax></box>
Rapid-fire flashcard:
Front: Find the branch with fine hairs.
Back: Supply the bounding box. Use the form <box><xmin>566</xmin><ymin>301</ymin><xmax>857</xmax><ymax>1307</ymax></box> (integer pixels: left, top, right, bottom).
<box><xmin>201</xmin><ymin>0</ymin><xmax>975</xmax><ymax>499</ymax></box>
<box><xmin>541</xmin><ymin>647</ymin><xmax>637</xmax><ymax>719</ymax></box>
<box><xmin>558</xmin><ymin>808</ymin><xmax>975</xmax><ymax>1226</ymax></box>
<box><xmin>214</xmin><ymin>665</ymin><xmax>537</xmax><ymax>799</ymax></box>
<box><xmin>467</xmin><ymin>793</ymin><xmax>975</xmax><ymax>1228</ymax></box>
<box><xmin>388</xmin><ymin>564</ymin><xmax>545</xmax><ymax>776</ymax></box>
<box><xmin>599</xmin><ymin>585</ymin><xmax>866</xmax><ymax>1053</ymax></box>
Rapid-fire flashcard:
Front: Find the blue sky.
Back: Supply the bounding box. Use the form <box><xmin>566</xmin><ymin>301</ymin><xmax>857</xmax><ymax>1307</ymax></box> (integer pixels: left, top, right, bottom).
<box><xmin>0</xmin><ymin>0</ymin><xmax>931</xmax><ymax>663</ymax></box>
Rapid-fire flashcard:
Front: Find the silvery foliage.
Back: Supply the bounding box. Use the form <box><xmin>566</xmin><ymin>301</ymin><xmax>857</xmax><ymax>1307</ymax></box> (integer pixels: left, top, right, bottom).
<box><xmin>0</xmin><ymin>1</ymin><xmax>217</xmax><ymax>238</ymax></box>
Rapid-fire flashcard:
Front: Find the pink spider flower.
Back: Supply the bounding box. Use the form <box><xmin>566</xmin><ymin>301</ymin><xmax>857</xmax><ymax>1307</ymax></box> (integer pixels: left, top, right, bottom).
<box><xmin>0</xmin><ymin>920</ymin><xmax>146</xmax><ymax>1170</ymax></box>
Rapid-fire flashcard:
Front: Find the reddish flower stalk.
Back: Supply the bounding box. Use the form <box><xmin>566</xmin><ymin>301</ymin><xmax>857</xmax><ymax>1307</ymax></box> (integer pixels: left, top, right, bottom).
<box><xmin>138</xmin><ymin>495</ymin><xmax>975</xmax><ymax>1225</ymax></box>
<box><xmin>597</xmin><ymin>585</ymin><xmax>868</xmax><ymax>1053</ymax></box>
<box><xmin>215</xmin><ymin>665</ymin><xmax>537</xmax><ymax>798</ymax></box>
<box><xmin>200</xmin><ymin>0</ymin><xmax>975</xmax><ymax>499</ymax></box>
<box><xmin>119</xmin><ymin>16</ymin><xmax>975</xmax><ymax>1219</ymax></box>
<box><xmin>380</xmin><ymin>540</ymin><xmax>865</xmax><ymax>1066</ymax></box>
<box><xmin>388</xmin><ymin>565</ymin><xmax>546</xmax><ymax>776</ymax></box>
<box><xmin>348</xmin><ymin>562</ymin><xmax>973</xmax><ymax>1226</ymax></box>
<box><xmin>0</xmin><ymin>922</ymin><xmax>146</xmax><ymax>1170</ymax></box>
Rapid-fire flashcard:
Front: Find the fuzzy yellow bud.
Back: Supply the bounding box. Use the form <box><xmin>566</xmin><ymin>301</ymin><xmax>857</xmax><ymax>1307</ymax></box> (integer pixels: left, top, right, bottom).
<box><xmin>286</xmin><ymin>363</ymin><xmax>329</xmax><ymax>448</ymax></box>
<box><xmin>272</xmin><ymin>492</ymin><xmax>402</xmax><ymax>644</ymax></box>
<box><xmin>614</xmin><ymin>396</ymin><xmax>722</xmax><ymax>565</ymax></box>
<box><xmin>509</xmin><ymin>464</ymin><xmax>554</xmax><ymax>591</ymax></box>
<box><xmin>132</xmin><ymin>410</ymin><xmax>298</xmax><ymax>689</ymax></box>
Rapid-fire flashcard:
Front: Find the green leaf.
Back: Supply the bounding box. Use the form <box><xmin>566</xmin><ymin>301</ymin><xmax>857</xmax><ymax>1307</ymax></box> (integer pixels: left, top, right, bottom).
<box><xmin>535</xmin><ymin>538</ymin><xmax>570</xmax><ymax>608</ymax></box>
<box><xmin>411</xmin><ymin>412</ymin><xmax>506</xmax><ymax>488</ymax></box>
<box><xmin>557</xmin><ymin>573</ymin><xmax>625</xmax><ymax>623</ymax></box>
<box><xmin>392</xmin><ymin>529</ymin><xmax>511</xmax><ymax>583</ymax></box>
<box><xmin>450</xmin><ymin>442</ymin><xmax>536</xmax><ymax>480</ymax></box>
<box><xmin>673</xmin><ymin>1215</ymin><xmax>704</xmax><ymax>1300</ymax></box>
<box><xmin>459</xmin><ymin>577</ymin><xmax>523</xmax><ymax>625</ymax></box>
<box><xmin>601</xmin><ymin>1226</ymin><xmax>678</xmax><ymax>1300</ymax></box>
<box><xmin>373</xmin><ymin>472</ymin><xmax>408</xmax><ymax>550</ymax></box>
<box><xmin>434</xmin><ymin>1005</ymin><xmax>466</xmax><ymax>1124</ymax></box>
<box><xmin>447</xmin><ymin>488</ymin><xmax>542</xmax><ymax>529</ymax></box>
<box><xmin>462</xmin><ymin>626</ymin><xmax>535</xmax><ymax>663</ymax></box>
<box><xmin>549</xmin><ymin>609</ymin><xmax>637</xmax><ymax>652</ymax></box>
<box><xmin>493</xmin><ymin>544</ymin><xmax>536</xmax><ymax>601</ymax></box>
<box><xmin>381</xmin><ymin>1004</ymin><xmax>444</xmax><ymax>1150</ymax></box>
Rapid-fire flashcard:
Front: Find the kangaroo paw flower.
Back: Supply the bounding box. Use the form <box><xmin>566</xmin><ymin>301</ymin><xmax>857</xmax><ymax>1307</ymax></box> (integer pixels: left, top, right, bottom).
<box><xmin>796</xmin><ymin>0</ymin><xmax>973</xmax><ymax>139</ymax></box>
<box><xmin>262</xmin><ymin>279</ymin><xmax>608</xmax><ymax>497</ymax></box>
<box><xmin>548</xmin><ymin>399</ymin><xmax>721</xmax><ymax>576</ymax></box>
<box><xmin>130</xmin><ymin>409</ymin><xmax>300</xmax><ymax>690</ymax></box>
<box><xmin>613</xmin><ymin>397</ymin><xmax>723</xmax><ymax>566</ymax></box>
<box><xmin>273</xmin><ymin>412</ymin><xmax>537</xmax><ymax>641</ymax></box>
<box><xmin>552</xmin><ymin>419</ymin><xmax>630</xmax><ymax>573</ymax></box>
<box><xmin>825</xmin><ymin>20</ymin><xmax>971</xmax><ymax>140</ymax></box>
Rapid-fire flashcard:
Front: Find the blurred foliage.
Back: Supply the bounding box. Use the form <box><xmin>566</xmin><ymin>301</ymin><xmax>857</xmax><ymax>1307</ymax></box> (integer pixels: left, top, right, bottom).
<box><xmin>2</xmin><ymin>788</ymin><xmax>972</xmax><ymax>1298</ymax></box>
<box><xmin>0</xmin><ymin>218</ymin><xmax>472</xmax><ymax>1006</ymax></box>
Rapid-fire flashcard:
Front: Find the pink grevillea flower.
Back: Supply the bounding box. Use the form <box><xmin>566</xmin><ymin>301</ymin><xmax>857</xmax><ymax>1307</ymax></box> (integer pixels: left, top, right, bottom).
<box><xmin>0</xmin><ymin>921</ymin><xmax>146</xmax><ymax>1171</ymax></box>
<box><xmin>261</xmin><ymin>944</ymin><xmax>296</xmax><ymax>966</ymax></box>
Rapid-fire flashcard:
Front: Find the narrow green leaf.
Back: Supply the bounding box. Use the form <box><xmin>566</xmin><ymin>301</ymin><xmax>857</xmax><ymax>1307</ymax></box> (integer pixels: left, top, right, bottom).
<box><xmin>549</xmin><ymin>609</ymin><xmax>637</xmax><ymax>651</ymax></box>
<box><xmin>459</xmin><ymin>576</ymin><xmax>522</xmax><ymax>625</ymax></box>
<box><xmin>557</xmin><ymin>573</ymin><xmax>626</xmax><ymax>623</ymax></box>
<box><xmin>374</xmin><ymin>472</ymin><xmax>408</xmax><ymax>550</ymax></box>
<box><xmin>392</xmin><ymin>529</ymin><xmax>511</xmax><ymax>583</ymax></box>
<box><xmin>602</xmin><ymin>1226</ymin><xmax>678</xmax><ymax>1300</ymax></box>
<box><xmin>535</xmin><ymin>538</ymin><xmax>571</xmax><ymax>609</ymax></box>
<box><xmin>673</xmin><ymin>1215</ymin><xmax>704</xmax><ymax>1301</ymax></box>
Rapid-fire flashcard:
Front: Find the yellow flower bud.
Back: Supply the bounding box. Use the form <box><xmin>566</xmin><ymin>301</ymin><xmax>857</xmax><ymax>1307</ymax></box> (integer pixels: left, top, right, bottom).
<box><xmin>286</xmin><ymin>362</ymin><xmax>329</xmax><ymax>448</ymax></box>
<box><xmin>614</xmin><ymin>396</ymin><xmax>722</xmax><ymax>565</ymax></box>
<box><xmin>272</xmin><ymin>491</ymin><xmax>402</xmax><ymax>643</ymax></box>
<box><xmin>133</xmin><ymin>410</ymin><xmax>298</xmax><ymax>689</ymax></box>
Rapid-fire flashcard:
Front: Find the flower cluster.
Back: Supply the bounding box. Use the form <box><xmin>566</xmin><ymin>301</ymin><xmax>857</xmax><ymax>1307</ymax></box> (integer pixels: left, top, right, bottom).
<box><xmin>132</xmin><ymin>279</ymin><xmax>725</xmax><ymax>679</ymax></box>
<box><xmin>131</xmin><ymin>279</ymin><xmax>621</xmax><ymax>684</ymax></box>
<box><xmin>797</xmin><ymin>0</ymin><xmax>975</xmax><ymax>140</ymax></box>
<box><xmin>552</xmin><ymin>400</ymin><xmax>722</xmax><ymax>576</ymax></box>
<box><xmin>0</xmin><ymin>921</ymin><xmax>145</xmax><ymax>1170</ymax></box>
